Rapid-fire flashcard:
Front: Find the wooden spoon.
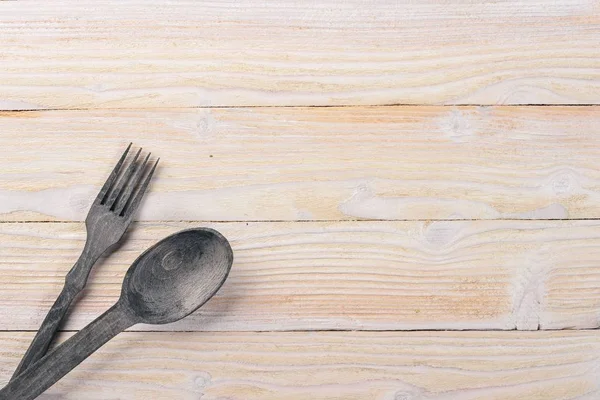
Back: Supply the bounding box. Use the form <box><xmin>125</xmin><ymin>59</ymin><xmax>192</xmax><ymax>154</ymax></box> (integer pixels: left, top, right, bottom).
<box><xmin>0</xmin><ymin>228</ymin><xmax>233</xmax><ymax>400</ymax></box>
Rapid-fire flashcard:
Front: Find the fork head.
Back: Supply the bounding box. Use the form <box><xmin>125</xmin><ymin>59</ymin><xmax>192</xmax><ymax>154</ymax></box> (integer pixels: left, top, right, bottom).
<box><xmin>85</xmin><ymin>143</ymin><xmax>159</xmax><ymax>247</ymax></box>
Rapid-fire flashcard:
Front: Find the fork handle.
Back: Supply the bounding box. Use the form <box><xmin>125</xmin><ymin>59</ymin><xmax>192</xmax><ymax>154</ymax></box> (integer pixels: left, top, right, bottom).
<box><xmin>10</xmin><ymin>285</ymin><xmax>78</xmax><ymax>380</ymax></box>
<box><xmin>10</xmin><ymin>241</ymin><xmax>103</xmax><ymax>380</ymax></box>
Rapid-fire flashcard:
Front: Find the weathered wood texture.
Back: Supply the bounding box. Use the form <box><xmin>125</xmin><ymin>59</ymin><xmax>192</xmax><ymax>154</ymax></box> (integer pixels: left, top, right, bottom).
<box><xmin>2</xmin><ymin>1</ymin><xmax>599</xmax><ymax>398</ymax></box>
<box><xmin>1</xmin><ymin>1</ymin><xmax>599</xmax><ymax>109</ymax></box>
<box><xmin>1</xmin><ymin>106</ymin><xmax>600</xmax><ymax>221</ymax></box>
<box><xmin>1</xmin><ymin>221</ymin><xmax>599</xmax><ymax>332</ymax></box>
<box><xmin>1</xmin><ymin>330</ymin><xmax>599</xmax><ymax>400</ymax></box>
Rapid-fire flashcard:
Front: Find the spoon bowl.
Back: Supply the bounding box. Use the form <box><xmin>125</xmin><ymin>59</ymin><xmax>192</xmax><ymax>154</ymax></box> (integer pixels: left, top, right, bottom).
<box><xmin>122</xmin><ymin>228</ymin><xmax>233</xmax><ymax>324</ymax></box>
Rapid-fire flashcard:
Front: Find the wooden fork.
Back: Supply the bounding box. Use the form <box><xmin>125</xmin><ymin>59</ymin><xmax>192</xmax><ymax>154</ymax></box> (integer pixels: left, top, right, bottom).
<box><xmin>11</xmin><ymin>143</ymin><xmax>159</xmax><ymax>380</ymax></box>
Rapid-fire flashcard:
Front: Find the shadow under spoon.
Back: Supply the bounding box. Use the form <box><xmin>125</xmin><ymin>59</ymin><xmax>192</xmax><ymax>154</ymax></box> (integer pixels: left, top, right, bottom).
<box><xmin>0</xmin><ymin>228</ymin><xmax>233</xmax><ymax>400</ymax></box>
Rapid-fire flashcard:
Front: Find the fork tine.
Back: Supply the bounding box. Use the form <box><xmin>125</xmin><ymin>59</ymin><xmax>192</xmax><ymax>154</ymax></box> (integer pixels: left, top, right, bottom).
<box><xmin>123</xmin><ymin>158</ymin><xmax>159</xmax><ymax>218</ymax></box>
<box><xmin>105</xmin><ymin>147</ymin><xmax>142</xmax><ymax>209</ymax></box>
<box><xmin>95</xmin><ymin>143</ymin><xmax>131</xmax><ymax>205</ymax></box>
<box><xmin>115</xmin><ymin>152</ymin><xmax>151</xmax><ymax>215</ymax></box>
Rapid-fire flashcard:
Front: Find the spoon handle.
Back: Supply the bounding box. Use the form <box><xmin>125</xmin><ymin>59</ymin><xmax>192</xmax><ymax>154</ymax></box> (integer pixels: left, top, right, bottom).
<box><xmin>0</xmin><ymin>302</ymin><xmax>135</xmax><ymax>400</ymax></box>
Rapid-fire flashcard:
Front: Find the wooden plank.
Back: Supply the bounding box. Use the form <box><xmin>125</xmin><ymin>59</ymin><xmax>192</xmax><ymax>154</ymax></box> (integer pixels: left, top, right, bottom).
<box><xmin>1</xmin><ymin>220</ymin><xmax>599</xmax><ymax>332</ymax></box>
<box><xmin>1</xmin><ymin>106</ymin><xmax>600</xmax><ymax>221</ymax></box>
<box><xmin>0</xmin><ymin>330</ymin><xmax>598</xmax><ymax>399</ymax></box>
<box><xmin>1</xmin><ymin>1</ymin><xmax>599</xmax><ymax>109</ymax></box>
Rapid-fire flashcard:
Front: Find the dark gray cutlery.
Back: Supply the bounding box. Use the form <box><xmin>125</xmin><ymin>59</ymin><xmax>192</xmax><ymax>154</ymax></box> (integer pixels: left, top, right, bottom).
<box><xmin>11</xmin><ymin>143</ymin><xmax>158</xmax><ymax>380</ymax></box>
<box><xmin>1</xmin><ymin>228</ymin><xmax>233</xmax><ymax>400</ymax></box>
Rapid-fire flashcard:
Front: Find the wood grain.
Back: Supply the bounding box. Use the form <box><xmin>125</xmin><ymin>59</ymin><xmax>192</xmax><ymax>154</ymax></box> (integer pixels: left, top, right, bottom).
<box><xmin>1</xmin><ymin>106</ymin><xmax>600</xmax><ymax>221</ymax></box>
<box><xmin>1</xmin><ymin>1</ymin><xmax>599</xmax><ymax>109</ymax></box>
<box><xmin>1</xmin><ymin>330</ymin><xmax>599</xmax><ymax>400</ymax></box>
<box><xmin>2</xmin><ymin>3</ymin><xmax>598</xmax><ymax>398</ymax></box>
<box><xmin>1</xmin><ymin>220</ymin><xmax>600</xmax><ymax>332</ymax></box>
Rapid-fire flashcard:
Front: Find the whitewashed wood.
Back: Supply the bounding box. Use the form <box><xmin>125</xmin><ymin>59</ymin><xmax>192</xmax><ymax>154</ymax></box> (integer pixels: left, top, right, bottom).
<box><xmin>0</xmin><ymin>1</ymin><xmax>599</xmax><ymax>109</ymax></box>
<box><xmin>1</xmin><ymin>106</ymin><xmax>600</xmax><ymax>221</ymax></box>
<box><xmin>1</xmin><ymin>221</ymin><xmax>600</xmax><ymax>331</ymax></box>
<box><xmin>1</xmin><ymin>330</ymin><xmax>599</xmax><ymax>399</ymax></box>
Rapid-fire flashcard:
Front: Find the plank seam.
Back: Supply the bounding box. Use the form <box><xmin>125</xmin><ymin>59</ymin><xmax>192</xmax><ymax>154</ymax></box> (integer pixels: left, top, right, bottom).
<box><xmin>3</xmin><ymin>218</ymin><xmax>600</xmax><ymax>224</ymax></box>
<box><xmin>0</xmin><ymin>327</ymin><xmax>597</xmax><ymax>333</ymax></box>
<box><xmin>1</xmin><ymin>104</ymin><xmax>599</xmax><ymax>113</ymax></box>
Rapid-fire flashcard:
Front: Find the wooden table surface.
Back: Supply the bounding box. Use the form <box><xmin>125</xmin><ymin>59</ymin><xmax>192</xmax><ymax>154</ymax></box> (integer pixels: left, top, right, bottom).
<box><xmin>1</xmin><ymin>1</ymin><xmax>599</xmax><ymax>399</ymax></box>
